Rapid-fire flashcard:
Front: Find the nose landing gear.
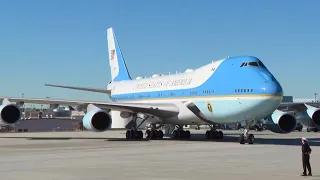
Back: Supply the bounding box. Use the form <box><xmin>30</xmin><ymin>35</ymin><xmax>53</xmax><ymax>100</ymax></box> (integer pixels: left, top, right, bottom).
<box><xmin>239</xmin><ymin>120</ymin><xmax>255</xmax><ymax>144</ymax></box>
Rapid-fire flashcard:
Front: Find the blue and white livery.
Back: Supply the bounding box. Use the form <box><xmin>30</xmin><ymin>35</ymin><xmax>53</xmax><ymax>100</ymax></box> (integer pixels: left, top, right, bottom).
<box><xmin>0</xmin><ymin>27</ymin><xmax>310</xmax><ymax>145</ymax></box>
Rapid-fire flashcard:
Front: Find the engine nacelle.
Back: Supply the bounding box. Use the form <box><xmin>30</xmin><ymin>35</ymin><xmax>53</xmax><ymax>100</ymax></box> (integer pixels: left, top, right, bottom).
<box><xmin>0</xmin><ymin>103</ymin><xmax>21</xmax><ymax>125</ymax></box>
<box><xmin>265</xmin><ymin>109</ymin><xmax>297</xmax><ymax>133</ymax></box>
<box><xmin>296</xmin><ymin>106</ymin><xmax>320</xmax><ymax>128</ymax></box>
<box><xmin>82</xmin><ymin>107</ymin><xmax>112</xmax><ymax>132</ymax></box>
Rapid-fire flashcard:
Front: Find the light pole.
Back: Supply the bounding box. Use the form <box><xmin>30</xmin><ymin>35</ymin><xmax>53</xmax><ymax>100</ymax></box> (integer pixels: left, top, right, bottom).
<box><xmin>46</xmin><ymin>96</ymin><xmax>50</xmax><ymax>109</ymax></box>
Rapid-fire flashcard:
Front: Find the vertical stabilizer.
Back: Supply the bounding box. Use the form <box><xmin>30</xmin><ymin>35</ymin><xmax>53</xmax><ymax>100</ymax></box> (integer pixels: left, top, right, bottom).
<box><xmin>107</xmin><ymin>28</ymin><xmax>132</xmax><ymax>82</ymax></box>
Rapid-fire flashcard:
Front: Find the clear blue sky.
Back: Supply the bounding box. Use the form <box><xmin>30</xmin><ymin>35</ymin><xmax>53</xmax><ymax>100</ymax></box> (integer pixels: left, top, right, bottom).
<box><xmin>0</xmin><ymin>0</ymin><xmax>319</xmax><ymax>102</ymax></box>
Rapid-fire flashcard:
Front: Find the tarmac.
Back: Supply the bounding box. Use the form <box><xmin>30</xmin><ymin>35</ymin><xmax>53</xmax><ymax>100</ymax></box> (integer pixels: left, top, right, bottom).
<box><xmin>0</xmin><ymin>129</ymin><xmax>320</xmax><ymax>180</ymax></box>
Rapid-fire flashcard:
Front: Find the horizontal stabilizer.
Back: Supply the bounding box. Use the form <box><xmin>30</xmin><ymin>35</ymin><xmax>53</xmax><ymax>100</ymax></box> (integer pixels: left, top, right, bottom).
<box><xmin>45</xmin><ymin>84</ymin><xmax>111</xmax><ymax>95</ymax></box>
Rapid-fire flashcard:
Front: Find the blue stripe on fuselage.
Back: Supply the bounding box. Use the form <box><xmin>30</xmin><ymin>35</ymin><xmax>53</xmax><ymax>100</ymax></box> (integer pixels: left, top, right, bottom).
<box><xmin>110</xmin><ymin>56</ymin><xmax>283</xmax><ymax>101</ymax></box>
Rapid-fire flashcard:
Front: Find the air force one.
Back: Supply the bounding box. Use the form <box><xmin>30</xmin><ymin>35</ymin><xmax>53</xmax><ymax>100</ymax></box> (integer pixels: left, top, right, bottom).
<box><xmin>0</xmin><ymin>28</ymin><xmax>320</xmax><ymax>145</ymax></box>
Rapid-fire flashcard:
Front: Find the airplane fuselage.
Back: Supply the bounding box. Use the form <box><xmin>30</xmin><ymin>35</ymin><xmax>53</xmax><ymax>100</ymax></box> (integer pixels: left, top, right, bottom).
<box><xmin>108</xmin><ymin>56</ymin><xmax>283</xmax><ymax>125</ymax></box>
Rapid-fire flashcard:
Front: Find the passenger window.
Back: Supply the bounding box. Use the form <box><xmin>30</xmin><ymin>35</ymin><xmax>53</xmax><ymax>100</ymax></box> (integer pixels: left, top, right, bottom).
<box><xmin>240</xmin><ymin>62</ymin><xmax>245</xmax><ymax>67</ymax></box>
<box><xmin>244</xmin><ymin>89</ymin><xmax>246</xmax><ymax>92</ymax></box>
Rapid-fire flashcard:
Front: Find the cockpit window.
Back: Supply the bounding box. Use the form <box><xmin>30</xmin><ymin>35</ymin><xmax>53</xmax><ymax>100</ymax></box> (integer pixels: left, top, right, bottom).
<box><xmin>258</xmin><ymin>61</ymin><xmax>266</xmax><ymax>68</ymax></box>
<box><xmin>247</xmin><ymin>62</ymin><xmax>259</xmax><ymax>67</ymax></box>
<box><xmin>240</xmin><ymin>61</ymin><xmax>266</xmax><ymax>68</ymax></box>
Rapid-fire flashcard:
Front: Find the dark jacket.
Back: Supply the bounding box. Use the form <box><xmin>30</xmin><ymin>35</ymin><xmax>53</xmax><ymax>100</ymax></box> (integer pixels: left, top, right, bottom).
<box><xmin>302</xmin><ymin>143</ymin><xmax>312</xmax><ymax>155</ymax></box>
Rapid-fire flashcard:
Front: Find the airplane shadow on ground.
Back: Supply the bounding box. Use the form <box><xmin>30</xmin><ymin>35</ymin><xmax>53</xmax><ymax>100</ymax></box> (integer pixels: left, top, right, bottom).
<box><xmin>125</xmin><ymin>134</ymin><xmax>320</xmax><ymax>147</ymax></box>
<box><xmin>0</xmin><ymin>133</ymin><xmax>320</xmax><ymax>146</ymax></box>
<box><xmin>0</xmin><ymin>136</ymin><xmax>150</xmax><ymax>141</ymax></box>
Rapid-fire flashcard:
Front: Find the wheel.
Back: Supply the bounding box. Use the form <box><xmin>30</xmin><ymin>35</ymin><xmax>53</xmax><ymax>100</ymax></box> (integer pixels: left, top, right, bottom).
<box><xmin>158</xmin><ymin>130</ymin><xmax>164</xmax><ymax>139</ymax></box>
<box><xmin>155</xmin><ymin>130</ymin><xmax>164</xmax><ymax>139</ymax></box>
<box><xmin>185</xmin><ymin>130</ymin><xmax>191</xmax><ymax>139</ymax></box>
<box><xmin>136</xmin><ymin>131</ymin><xmax>143</xmax><ymax>139</ymax></box>
<box><xmin>247</xmin><ymin>134</ymin><xmax>254</xmax><ymax>144</ymax></box>
<box><xmin>127</xmin><ymin>130</ymin><xmax>135</xmax><ymax>139</ymax></box>
<box><xmin>314</xmin><ymin>129</ymin><xmax>318</xmax><ymax>132</ymax></box>
<box><xmin>217</xmin><ymin>131</ymin><xmax>223</xmax><ymax>139</ymax></box>
<box><xmin>205</xmin><ymin>131</ymin><xmax>210</xmax><ymax>139</ymax></box>
<box><xmin>209</xmin><ymin>130</ymin><xmax>216</xmax><ymax>139</ymax></box>
<box><xmin>298</xmin><ymin>128</ymin><xmax>302</xmax><ymax>132</ymax></box>
<box><xmin>239</xmin><ymin>134</ymin><xmax>245</xmax><ymax>144</ymax></box>
<box><xmin>307</xmin><ymin>128</ymin><xmax>310</xmax><ymax>132</ymax></box>
<box><xmin>145</xmin><ymin>130</ymin><xmax>151</xmax><ymax>139</ymax></box>
<box><xmin>126</xmin><ymin>130</ymin><xmax>130</xmax><ymax>139</ymax></box>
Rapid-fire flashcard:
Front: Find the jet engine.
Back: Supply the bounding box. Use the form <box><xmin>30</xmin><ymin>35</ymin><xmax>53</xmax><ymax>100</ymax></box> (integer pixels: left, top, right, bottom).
<box><xmin>296</xmin><ymin>105</ymin><xmax>320</xmax><ymax>128</ymax></box>
<box><xmin>265</xmin><ymin>109</ymin><xmax>297</xmax><ymax>133</ymax></box>
<box><xmin>82</xmin><ymin>104</ymin><xmax>112</xmax><ymax>132</ymax></box>
<box><xmin>0</xmin><ymin>103</ymin><xmax>21</xmax><ymax>125</ymax></box>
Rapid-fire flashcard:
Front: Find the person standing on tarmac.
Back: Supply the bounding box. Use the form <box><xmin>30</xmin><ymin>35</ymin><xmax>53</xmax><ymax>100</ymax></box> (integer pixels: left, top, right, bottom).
<box><xmin>301</xmin><ymin>137</ymin><xmax>312</xmax><ymax>176</ymax></box>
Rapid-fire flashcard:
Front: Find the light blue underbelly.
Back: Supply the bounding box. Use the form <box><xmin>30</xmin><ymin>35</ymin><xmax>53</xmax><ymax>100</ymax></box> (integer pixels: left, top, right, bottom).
<box><xmin>193</xmin><ymin>97</ymin><xmax>282</xmax><ymax>124</ymax></box>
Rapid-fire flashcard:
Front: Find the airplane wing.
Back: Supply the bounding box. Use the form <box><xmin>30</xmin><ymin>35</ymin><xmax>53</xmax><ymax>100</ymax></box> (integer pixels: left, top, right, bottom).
<box><xmin>278</xmin><ymin>102</ymin><xmax>320</xmax><ymax>113</ymax></box>
<box><xmin>45</xmin><ymin>84</ymin><xmax>111</xmax><ymax>95</ymax></box>
<box><xmin>0</xmin><ymin>97</ymin><xmax>179</xmax><ymax>118</ymax></box>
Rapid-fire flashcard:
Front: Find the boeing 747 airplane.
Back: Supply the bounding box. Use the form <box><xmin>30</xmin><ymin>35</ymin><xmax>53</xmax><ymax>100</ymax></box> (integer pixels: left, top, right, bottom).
<box><xmin>1</xmin><ymin>27</ymin><xmax>317</xmax><ymax>145</ymax></box>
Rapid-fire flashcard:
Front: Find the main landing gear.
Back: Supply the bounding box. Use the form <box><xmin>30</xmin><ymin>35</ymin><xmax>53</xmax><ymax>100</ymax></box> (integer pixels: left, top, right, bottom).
<box><xmin>205</xmin><ymin>125</ymin><xmax>223</xmax><ymax>139</ymax></box>
<box><xmin>145</xmin><ymin>123</ymin><xmax>164</xmax><ymax>139</ymax></box>
<box><xmin>125</xmin><ymin>113</ymin><xmax>145</xmax><ymax>140</ymax></box>
<box><xmin>171</xmin><ymin>125</ymin><xmax>191</xmax><ymax>139</ymax></box>
<box><xmin>126</xmin><ymin>129</ymin><xmax>143</xmax><ymax>140</ymax></box>
<box><xmin>125</xmin><ymin>114</ymin><xmax>164</xmax><ymax>140</ymax></box>
<box><xmin>239</xmin><ymin>121</ymin><xmax>255</xmax><ymax>144</ymax></box>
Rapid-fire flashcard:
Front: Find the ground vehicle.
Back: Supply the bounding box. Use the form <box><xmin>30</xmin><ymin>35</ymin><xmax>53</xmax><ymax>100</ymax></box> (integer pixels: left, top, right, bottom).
<box><xmin>306</xmin><ymin>127</ymin><xmax>319</xmax><ymax>132</ymax></box>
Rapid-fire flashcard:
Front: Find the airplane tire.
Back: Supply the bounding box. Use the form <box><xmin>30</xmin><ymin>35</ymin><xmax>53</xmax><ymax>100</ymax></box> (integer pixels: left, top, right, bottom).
<box><xmin>205</xmin><ymin>131</ymin><xmax>210</xmax><ymax>139</ymax></box>
<box><xmin>247</xmin><ymin>134</ymin><xmax>254</xmax><ymax>144</ymax></box>
<box><xmin>185</xmin><ymin>130</ymin><xmax>191</xmax><ymax>139</ymax></box>
<box><xmin>239</xmin><ymin>134</ymin><xmax>245</xmax><ymax>144</ymax></box>
<box><xmin>126</xmin><ymin>130</ymin><xmax>130</xmax><ymax>139</ymax></box>
<box><xmin>136</xmin><ymin>131</ymin><xmax>143</xmax><ymax>139</ymax></box>
<box><xmin>156</xmin><ymin>130</ymin><xmax>164</xmax><ymax>139</ymax></box>
<box><xmin>218</xmin><ymin>131</ymin><xmax>224</xmax><ymax>139</ymax></box>
<box><xmin>145</xmin><ymin>130</ymin><xmax>151</xmax><ymax>139</ymax></box>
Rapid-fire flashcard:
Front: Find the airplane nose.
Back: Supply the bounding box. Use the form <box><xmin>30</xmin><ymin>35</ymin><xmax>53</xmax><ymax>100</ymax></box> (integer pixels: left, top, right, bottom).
<box><xmin>267</xmin><ymin>82</ymin><xmax>283</xmax><ymax>95</ymax></box>
<box><xmin>261</xmin><ymin>78</ymin><xmax>283</xmax><ymax>96</ymax></box>
<box><xmin>259</xmin><ymin>71</ymin><xmax>283</xmax><ymax>95</ymax></box>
